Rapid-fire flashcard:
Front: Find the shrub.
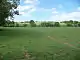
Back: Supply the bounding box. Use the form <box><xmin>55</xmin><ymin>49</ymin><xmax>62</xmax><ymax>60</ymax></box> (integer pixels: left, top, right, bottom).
<box><xmin>16</xmin><ymin>23</ymin><xmax>19</xmax><ymax>27</ymax></box>
<box><xmin>41</xmin><ymin>22</ymin><xmax>46</xmax><ymax>27</ymax></box>
<box><xmin>77</xmin><ymin>22</ymin><xmax>80</xmax><ymax>27</ymax></box>
<box><xmin>66</xmin><ymin>23</ymin><xmax>73</xmax><ymax>27</ymax></box>
<box><xmin>23</xmin><ymin>24</ymin><xmax>27</xmax><ymax>27</ymax></box>
<box><xmin>30</xmin><ymin>23</ymin><xmax>36</xmax><ymax>27</ymax></box>
<box><xmin>41</xmin><ymin>22</ymin><xmax>54</xmax><ymax>27</ymax></box>
<box><xmin>54</xmin><ymin>22</ymin><xmax>60</xmax><ymax>27</ymax></box>
<box><xmin>9</xmin><ymin>24</ymin><xmax>15</xmax><ymax>27</ymax></box>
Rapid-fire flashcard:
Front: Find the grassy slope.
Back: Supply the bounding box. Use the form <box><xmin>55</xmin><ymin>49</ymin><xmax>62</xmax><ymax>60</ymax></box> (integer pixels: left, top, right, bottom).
<box><xmin>0</xmin><ymin>27</ymin><xmax>80</xmax><ymax>60</ymax></box>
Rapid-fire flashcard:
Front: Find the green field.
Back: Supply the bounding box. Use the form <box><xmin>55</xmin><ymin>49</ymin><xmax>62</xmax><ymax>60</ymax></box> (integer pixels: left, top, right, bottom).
<box><xmin>0</xmin><ymin>27</ymin><xmax>80</xmax><ymax>60</ymax></box>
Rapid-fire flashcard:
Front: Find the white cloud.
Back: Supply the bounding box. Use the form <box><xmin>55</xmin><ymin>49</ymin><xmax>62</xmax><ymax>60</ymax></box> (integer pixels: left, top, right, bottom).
<box><xmin>28</xmin><ymin>8</ymin><xmax>36</xmax><ymax>13</ymax></box>
<box><xmin>49</xmin><ymin>11</ymin><xmax>80</xmax><ymax>21</ymax></box>
<box><xmin>52</xmin><ymin>8</ymin><xmax>57</xmax><ymax>11</ymax></box>
<box><xmin>24</xmin><ymin>0</ymin><xmax>40</xmax><ymax>5</ymax></box>
<box><xmin>52</xmin><ymin>11</ymin><xmax>58</xmax><ymax>14</ymax></box>
<box><xmin>77</xmin><ymin>7</ymin><xmax>80</xmax><ymax>11</ymax></box>
<box><xmin>15</xmin><ymin>5</ymin><xmax>36</xmax><ymax>18</ymax></box>
<box><xmin>33</xmin><ymin>7</ymin><xmax>52</xmax><ymax>12</ymax></box>
<box><xmin>19</xmin><ymin>12</ymin><xmax>25</xmax><ymax>15</ymax></box>
<box><xmin>15</xmin><ymin>0</ymin><xmax>40</xmax><ymax>17</ymax></box>
<box><xmin>51</xmin><ymin>8</ymin><xmax>58</xmax><ymax>14</ymax></box>
<box><xmin>14</xmin><ymin>0</ymin><xmax>80</xmax><ymax>22</ymax></box>
<box><xmin>17</xmin><ymin>5</ymin><xmax>34</xmax><ymax>12</ymax></box>
<box><xmin>18</xmin><ymin>8</ymin><xmax>36</xmax><ymax>17</ymax></box>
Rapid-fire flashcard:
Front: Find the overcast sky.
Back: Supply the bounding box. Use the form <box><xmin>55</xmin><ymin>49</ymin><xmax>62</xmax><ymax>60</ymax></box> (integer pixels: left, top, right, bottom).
<box><xmin>14</xmin><ymin>0</ymin><xmax>80</xmax><ymax>22</ymax></box>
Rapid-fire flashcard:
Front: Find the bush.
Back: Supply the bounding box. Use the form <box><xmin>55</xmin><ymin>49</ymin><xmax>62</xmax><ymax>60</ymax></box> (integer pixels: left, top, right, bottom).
<box><xmin>60</xmin><ymin>23</ymin><xmax>67</xmax><ymax>27</ymax></box>
<box><xmin>78</xmin><ymin>23</ymin><xmax>80</xmax><ymax>27</ymax></box>
<box><xmin>66</xmin><ymin>23</ymin><xmax>73</xmax><ymax>27</ymax></box>
<box><xmin>41</xmin><ymin>22</ymin><xmax>54</xmax><ymax>27</ymax></box>
<box><xmin>30</xmin><ymin>23</ymin><xmax>36</xmax><ymax>27</ymax></box>
<box><xmin>41</xmin><ymin>22</ymin><xmax>46</xmax><ymax>27</ymax></box>
<box><xmin>16</xmin><ymin>23</ymin><xmax>19</xmax><ymax>27</ymax></box>
<box><xmin>74</xmin><ymin>24</ymin><xmax>78</xmax><ymax>27</ymax></box>
<box><xmin>54</xmin><ymin>22</ymin><xmax>60</xmax><ymax>27</ymax></box>
<box><xmin>9</xmin><ymin>24</ymin><xmax>15</xmax><ymax>27</ymax></box>
<box><xmin>23</xmin><ymin>24</ymin><xmax>27</xmax><ymax>27</ymax></box>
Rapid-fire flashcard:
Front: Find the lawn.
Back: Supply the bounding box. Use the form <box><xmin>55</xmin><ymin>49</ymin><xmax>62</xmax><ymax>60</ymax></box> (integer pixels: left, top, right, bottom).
<box><xmin>0</xmin><ymin>27</ymin><xmax>80</xmax><ymax>60</ymax></box>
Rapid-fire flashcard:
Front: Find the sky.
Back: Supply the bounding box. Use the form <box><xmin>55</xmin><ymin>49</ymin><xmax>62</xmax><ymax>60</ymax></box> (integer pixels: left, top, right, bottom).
<box><xmin>14</xmin><ymin>0</ymin><xmax>80</xmax><ymax>22</ymax></box>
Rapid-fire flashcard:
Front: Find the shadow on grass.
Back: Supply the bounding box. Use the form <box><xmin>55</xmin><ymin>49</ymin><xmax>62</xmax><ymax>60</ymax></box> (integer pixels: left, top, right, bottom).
<box><xmin>0</xmin><ymin>28</ymin><xmax>44</xmax><ymax>39</ymax></box>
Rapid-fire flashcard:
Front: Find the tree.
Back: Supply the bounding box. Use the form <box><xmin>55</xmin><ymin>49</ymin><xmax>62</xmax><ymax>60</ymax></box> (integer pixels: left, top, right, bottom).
<box><xmin>54</xmin><ymin>22</ymin><xmax>60</xmax><ymax>27</ymax></box>
<box><xmin>41</xmin><ymin>22</ymin><xmax>46</xmax><ymax>27</ymax></box>
<box><xmin>74</xmin><ymin>21</ymin><xmax>78</xmax><ymax>24</ymax></box>
<box><xmin>4</xmin><ymin>20</ymin><xmax>11</xmax><ymax>27</ymax></box>
<box><xmin>29</xmin><ymin>20</ymin><xmax>36</xmax><ymax>27</ymax></box>
<box><xmin>66</xmin><ymin>23</ymin><xmax>73</xmax><ymax>27</ymax></box>
<box><xmin>0</xmin><ymin>0</ymin><xmax>20</xmax><ymax>26</ymax></box>
<box><xmin>63</xmin><ymin>21</ymin><xmax>69</xmax><ymax>24</ymax></box>
<box><xmin>23</xmin><ymin>24</ymin><xmax>27</xmax><ymax>27</ymax></box>
<box><xmin>78</xmin><ymin>22</ymin><xmax>80</xmax><ymax>27</ymax></box>
<box><xmin>16</xmin><ymin>23</ymin><xmax>19</xmax><ymax>27</ymax></box>
<box><xmin>69</xmin><ymin>20</ymin><xmax>73</xmax><ymax>24</ymax></box>
<box><xmin>41</xmin><ymin>22</ymin><xmax>54</xmax><ymax>27</ymax></box>
<box><xmin>30</xmin><ymin>20</ymin><xmax>35</xmax><ymax>24</ymax></box>
<box><xmin>73</xmin><ymin>21</ymin><xmax>78</xmax><ymax>27</ymax></box>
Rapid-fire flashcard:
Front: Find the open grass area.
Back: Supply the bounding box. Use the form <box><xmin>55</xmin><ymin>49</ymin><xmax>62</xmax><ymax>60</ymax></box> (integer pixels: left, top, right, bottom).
<box><xmin>0</xmin><ymin>27</ymin><xmax>80</xmax><ymax>60</ymax></box>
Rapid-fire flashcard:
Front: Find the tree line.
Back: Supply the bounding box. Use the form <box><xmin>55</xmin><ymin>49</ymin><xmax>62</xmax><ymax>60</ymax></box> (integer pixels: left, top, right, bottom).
<box><xmin>2</xmin><ymin>20</ymin><xmax>80</xmax><ymax>27</ymax></box>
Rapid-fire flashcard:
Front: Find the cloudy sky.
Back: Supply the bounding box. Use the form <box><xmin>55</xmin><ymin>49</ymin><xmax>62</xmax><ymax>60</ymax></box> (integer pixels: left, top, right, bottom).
<box><xmin>14</xmin><ymin>0</ymin><xmax>80</xmax><ymax>22</ymax></box>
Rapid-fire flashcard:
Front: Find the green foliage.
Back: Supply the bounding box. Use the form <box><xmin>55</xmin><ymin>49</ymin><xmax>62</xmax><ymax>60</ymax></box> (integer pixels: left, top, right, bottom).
<box><xmin>66</xmin><ymin>23</ymin><xmax>73</xmax><ymax>27</ymax></box>
<box><xmin>74</xmin><ymin>21</ymin><xmax>78</xmax><ymax>24</ymax></box>
<box><xmin>78</xmin><ymin>22</ymin><xmax>80</xmax><ymax>27</ymax></box>
<box><xmin>30</xmin><ymin>20</ymin><xmax>35</xmax><ymax>24</ymax></box>
<box><xmin>0</xmin><ymin>0</ymin><xmax>20</xmax><ymax>26</ymax></box>
<box><xmin>15</xmin><ymin>23</ymin><xmax>19</xmax><ymax>27</ymax></box>
<box><xmin>23</xmin><ymin>24</ymin><xmax>27</xmax><ymax>27</ymax></box>
<box><xmin>60</xmin><ymin>23</ymin><xmax>67</xmax><ymax>27</ymax></box>
<box><xmin>30</xmin><ymin>23</ymin><xmax>36</xmax><ymax>27</ymax></box>
<box><xmin>2</xmin><ymin>20</ymin><xmax>80</xmax><ymax>27</ymax></box>
<box><xmin>54</xmin><ymin>22</ymin><xmax>60</xmax><ymax>27</ymax></box>
<box><xmin>62</xmin><ymin>21</ymin><xmax>69</xmax><ymax>24</ymax></box>
<box><xmin>69</xmin><ymin>20</ymin><xmax>73</xmax><ymax>24</ymax></box>
<box><xmin>41</xmin><ymin>22</ymin><xmax>54</xmax><ymax>27</ymax></box>
<box><xmin>41</xmin><ymin>22</ymin><xmax>46</xmax><ymax>27</ymax></box>
<box><xmin>29</xmin><ymin>20</ymin><xmax>36</xmax><ymax>27</ymax></box>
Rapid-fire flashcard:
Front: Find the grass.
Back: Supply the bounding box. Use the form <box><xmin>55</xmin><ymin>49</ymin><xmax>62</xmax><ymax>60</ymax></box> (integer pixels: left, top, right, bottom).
<box><xmin>0</xmin><ymin>27</ymin><xmax>80</xmax><ymax>60</ymax></box>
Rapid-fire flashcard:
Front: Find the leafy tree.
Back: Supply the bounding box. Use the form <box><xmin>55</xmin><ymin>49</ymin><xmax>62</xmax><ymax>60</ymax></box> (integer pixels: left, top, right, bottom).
<box><xmin>16</xmin><ymin>23</ymin><xmax>19</xmax><ymax>27</ymax></box>
<box><xmin>41</xmin><ymin>22</ymin><xmax>54</xmax><ymax>27</ymax></box>
<box><xmin>62</xmin><ymin>21</ymin><xmax>69</xmax><ymax>24</ymax></box>
<box><xmin>46</xmin><ymin>22</ymin><xmax>54</xmax><ymax>27</ymax></box>
<box><xmin>74</xmin><ymin>21</ymin><xmax>78</xmax><ymax>24</ymax></box>
<box><xmin>78</xmin><ymin>22</ymin><xmax>80</xmax><ymax>27</ymax></box>
<box><xmin>30</xmin><ymin>20</ymin><xmax>35</xmax><ymax>24</ymax></box>
<box><xmin>31</xmin><ymin>23</ymin><xmax>36</xmax><ymax>27</ymax></box>
<box><xmin>69</xmin><ymin>20</ymin><xmax>73</xmax><ymax>24</ymax></box>
<box><xmin>66</xmin><ymin>23</ymin><xmax>73</xmax><ymax>27</ymax></box>
<box><xmin>73</xmin><ymin>21</ymin><xmax>78</xmax><ymax>27</ymax></box>
<box><xmin>41</xmin><ymin>22</ymin><xmax>46</xmax><ymax>27</ymax></box>
<box><xmin>0</xmin><ymin>0</ymin><xmax>20</xmax><ymax>26</ymax></box>
<box><xmin>54</xmin><ymin>22</ymin><xmax>60</xmax><ymax>27</ymax></box>
<box><xmin>29</xmin><ymin>20</ymin><xmax>36</xmax><ymax>27</ymax></box>
<box><xmin>23</xmin><ymin>24</ymin><xmax>27</xmax><ymax>27</ymax></box>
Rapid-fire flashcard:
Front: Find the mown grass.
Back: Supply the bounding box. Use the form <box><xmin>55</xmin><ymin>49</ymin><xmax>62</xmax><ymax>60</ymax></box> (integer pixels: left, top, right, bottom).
<box><xmin>0</xmin><ymin>27</ymin><xmax>80</xmax><ymax>60</ymax></box>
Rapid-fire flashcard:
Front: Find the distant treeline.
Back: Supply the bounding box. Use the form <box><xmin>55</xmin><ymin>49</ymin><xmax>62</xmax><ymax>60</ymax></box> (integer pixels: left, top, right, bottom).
<box><xmin>2</xmin><ymin>20</ymin><xmax>80</xmax><ymax>27</ymax></box>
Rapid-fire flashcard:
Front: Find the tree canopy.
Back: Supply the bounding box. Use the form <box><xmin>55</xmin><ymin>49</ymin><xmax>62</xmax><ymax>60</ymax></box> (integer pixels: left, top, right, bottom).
<box><xmin>0</xmin><ymin>0</ymin><xmax>20</xmax><ymax>26</ymax></box>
